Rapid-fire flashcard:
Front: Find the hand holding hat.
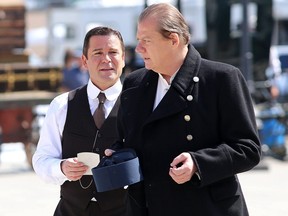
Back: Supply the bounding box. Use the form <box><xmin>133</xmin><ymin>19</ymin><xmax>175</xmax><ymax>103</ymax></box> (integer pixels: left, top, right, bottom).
<box><xmin>92</xmin><ymin>148</ymin><xmax>144</xmax><ymax>192</ymax></box>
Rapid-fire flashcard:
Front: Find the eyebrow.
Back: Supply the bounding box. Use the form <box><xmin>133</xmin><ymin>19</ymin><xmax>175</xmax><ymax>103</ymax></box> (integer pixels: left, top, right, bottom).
<box><xmin>91</xmin><ymin>48</ymin><xmax>102</xmax><ymax>52</ymax></box>
<box><xmin>91</xmin><ymin>48</ymin><xmax>120</xmax><ymax>52</ymax></box>
<box><xmin>137</xmin><ymin>35</ymin><xmax>151</xmax><ymax>40</ymax></box>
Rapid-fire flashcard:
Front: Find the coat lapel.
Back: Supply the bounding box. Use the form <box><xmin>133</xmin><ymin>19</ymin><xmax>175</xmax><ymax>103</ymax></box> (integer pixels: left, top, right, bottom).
<box><xmin>121</xmin><ymin>45</ymin><xmax>201</xmax><ymax>127</ymax></box>
<box><xmin>145</xmin><ymin>45</ymin><xmax>201</xmax><ymax>125</ymax></box>
<box><xmin>121</xmin><ymin>71</ymin><xmax>159</xmax><ymax>126</ymax></box>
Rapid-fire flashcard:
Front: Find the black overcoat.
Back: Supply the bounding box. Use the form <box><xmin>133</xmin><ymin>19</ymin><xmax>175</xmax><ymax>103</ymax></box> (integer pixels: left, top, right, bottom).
<box><xmin>116</xmin><ymin>45</ymin><xmax>261</xmax><ymax>216</ymax></box>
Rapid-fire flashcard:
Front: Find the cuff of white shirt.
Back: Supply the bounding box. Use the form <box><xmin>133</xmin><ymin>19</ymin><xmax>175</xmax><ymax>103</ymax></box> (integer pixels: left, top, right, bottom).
<box><xmin>52</xmin><ymin>159</ymin><xmax>69</xmax><ymax>184</ymax></box>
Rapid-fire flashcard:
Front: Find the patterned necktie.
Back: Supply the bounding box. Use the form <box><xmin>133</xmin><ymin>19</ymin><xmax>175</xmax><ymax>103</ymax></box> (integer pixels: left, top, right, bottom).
<box><xmin>94</xmin><ymin>92</ymin><xmax>106</xmax><ymax>129</ymax></box>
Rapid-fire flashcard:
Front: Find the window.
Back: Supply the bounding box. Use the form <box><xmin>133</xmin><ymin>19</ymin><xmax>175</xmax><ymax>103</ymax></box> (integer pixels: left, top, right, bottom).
<box><xmin>52</xmin><ymin>23</ymin><xmax>75</xmax><ymax>39</ymax></box>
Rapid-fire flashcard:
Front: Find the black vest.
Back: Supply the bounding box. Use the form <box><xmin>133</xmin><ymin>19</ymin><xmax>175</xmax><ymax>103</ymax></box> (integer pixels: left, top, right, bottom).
<box><xmin>60</xmin><ymin>85</ymin><xmax>128</xmax><ymax>212</ymax></box>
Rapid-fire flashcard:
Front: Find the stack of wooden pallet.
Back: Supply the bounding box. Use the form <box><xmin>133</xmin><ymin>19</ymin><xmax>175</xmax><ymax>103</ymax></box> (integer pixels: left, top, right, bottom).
<box><xmin>0</xmin><ymin>0</ymin><xmax>27</xmax><ymax>63</ymax></box>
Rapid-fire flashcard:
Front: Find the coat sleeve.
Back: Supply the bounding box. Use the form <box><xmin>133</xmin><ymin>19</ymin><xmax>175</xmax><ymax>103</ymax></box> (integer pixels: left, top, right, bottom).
<box><xmin>190</xmin><ymin>65</ymin><xmax>261</xmax><ymax>187</ymax></box>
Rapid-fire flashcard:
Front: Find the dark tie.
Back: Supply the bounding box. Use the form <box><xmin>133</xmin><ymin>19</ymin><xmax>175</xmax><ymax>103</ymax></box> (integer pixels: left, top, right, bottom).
<box><xmin>94</xmin><ymin>92</ymin><xmax>106</xmax><ymax>129</ymax></box>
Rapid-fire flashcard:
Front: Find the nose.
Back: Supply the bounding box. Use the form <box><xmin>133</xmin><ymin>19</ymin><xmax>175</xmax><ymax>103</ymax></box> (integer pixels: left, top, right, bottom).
<box><xmin>101</xmin><ymin>53</ymin><xmax>111</xmax><ymax>62</ymax></box>
<box><xmin>135</xmin><ymin>42</ymin><xmax>144</xmax><ymax>54</ymax></box>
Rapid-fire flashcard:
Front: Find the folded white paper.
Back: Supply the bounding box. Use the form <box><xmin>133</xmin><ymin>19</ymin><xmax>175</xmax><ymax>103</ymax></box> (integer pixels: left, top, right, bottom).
<box><xmin>77</xmin><ymin>152</ymin><xmax>100</xmax><ymax>175</ymax></box>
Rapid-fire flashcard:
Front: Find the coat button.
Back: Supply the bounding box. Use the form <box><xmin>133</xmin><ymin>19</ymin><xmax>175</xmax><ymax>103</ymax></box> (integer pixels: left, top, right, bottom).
<box><xmin>186</xmin><ymin>134</ymin><xmax>193</xmax><ymax>141</ymax></box>
<box><xmin>193</xmin><ymin>76</ymin><xmax>199</xmax><ymax>82</ymax></box>
<box><xmin>187</xmin><ymin>95</ymin><xmax>193</xmax><ymax>101</ymax></box>
<box><xmin>184</xmin><ymin>115</ymin><xmax>191</xmax><ymax>121</ymax></box>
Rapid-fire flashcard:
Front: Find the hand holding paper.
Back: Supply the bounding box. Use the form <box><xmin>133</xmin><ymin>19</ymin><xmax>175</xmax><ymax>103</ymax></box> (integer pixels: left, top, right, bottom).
<box><xmin>77</xmin><ymin>152</ymin><xmax>100</xmax><ymax>175</ymax></box>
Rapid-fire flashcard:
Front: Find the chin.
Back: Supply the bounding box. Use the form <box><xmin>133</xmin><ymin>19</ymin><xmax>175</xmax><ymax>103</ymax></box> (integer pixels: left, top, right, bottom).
<box><xmin>144</xmin><ymin>64</ymin><xmax>152</xmax><ymax>70</ymax></box>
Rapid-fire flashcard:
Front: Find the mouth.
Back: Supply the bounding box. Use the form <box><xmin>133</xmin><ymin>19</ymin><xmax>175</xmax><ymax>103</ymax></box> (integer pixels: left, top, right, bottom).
<box><xmin>100</xmin><ymin>67</ymin><xmax>114</xmax><ymax>72</ymax></box>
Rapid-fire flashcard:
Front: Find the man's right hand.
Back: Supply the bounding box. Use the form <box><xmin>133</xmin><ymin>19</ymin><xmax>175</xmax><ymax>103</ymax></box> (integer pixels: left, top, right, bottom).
<box><xmin>61</xmin><ymin>158</ymin><xmax>88</xmax><ymax>181</ymax></box>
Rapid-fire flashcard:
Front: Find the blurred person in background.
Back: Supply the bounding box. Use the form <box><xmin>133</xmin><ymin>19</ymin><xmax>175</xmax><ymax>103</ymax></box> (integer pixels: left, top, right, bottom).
<box><xmin>60</xmin><ymin>49</ymin><xmax>89</xmax><ymax>91</ymax></box>
<box><xmin>269</xmin><ymin>71</ymin><xmax>288</xmax><ymax>103</ymax></box>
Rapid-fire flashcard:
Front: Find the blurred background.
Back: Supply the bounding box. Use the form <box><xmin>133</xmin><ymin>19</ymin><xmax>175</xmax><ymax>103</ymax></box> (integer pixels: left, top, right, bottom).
<box><xmin>0</xmin><ymin>0</ymin><xmax>287</xmax><ymax>215</ymax></box>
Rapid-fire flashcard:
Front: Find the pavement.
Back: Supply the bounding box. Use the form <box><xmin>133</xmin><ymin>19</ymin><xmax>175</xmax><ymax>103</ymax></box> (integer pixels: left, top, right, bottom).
<box><xmin>238</xmin><ymin>157</ymin><xmax>288</xmax><ymax>216</ymax></box>
<box><xmin>0</xmin><ymin>142</ymin><xmax>287</xmax><ymax>216</ymax></box>
<box><xmin>0</xmin><ymin>143</ymin><xmax>59</xmax><ymax>216</ymax></box>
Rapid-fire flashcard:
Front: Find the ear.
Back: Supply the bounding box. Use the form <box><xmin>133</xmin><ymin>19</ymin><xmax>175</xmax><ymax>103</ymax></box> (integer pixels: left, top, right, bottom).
<box><xmin>122</xmin><ymin>51</ymin><xmax>126</xmax><ymax>68</ymax></box>
<box><xmin>170</xmin><ymin>32</ymin><xmax>179</xmax><ymax>46</ymax></box>
<box><xmin>81</xmin><ymin>54</ymin><xmax>88</xmax><ymax>69</ymax></box>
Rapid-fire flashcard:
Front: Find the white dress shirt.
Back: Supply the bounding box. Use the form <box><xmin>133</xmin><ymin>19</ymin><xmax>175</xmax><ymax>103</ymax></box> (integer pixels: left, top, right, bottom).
<box><xmin>153</xmin><ymin>72</ymin><xmax>177</xmax><ymax>110</ymax></box>
<box><xmin>32</xmin><ymin>79</ymin><xmax>122</xmax><ymax>185</ymax></box>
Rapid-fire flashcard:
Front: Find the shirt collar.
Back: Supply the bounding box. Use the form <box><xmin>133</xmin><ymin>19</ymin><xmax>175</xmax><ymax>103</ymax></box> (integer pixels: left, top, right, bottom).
<box><xmin>158</xmin><ymin>70</ymin><xmax>178</xmax><ymax>86</ymax></box>
<box><xmin>87</xmin><ymin>79</ymin><xmax>122</xmax><ymax>101</ymax></box>
<box><xmin>158</xmin><ymin>73</ymin><xmax>171</xmax><ymax>89</ymax></box>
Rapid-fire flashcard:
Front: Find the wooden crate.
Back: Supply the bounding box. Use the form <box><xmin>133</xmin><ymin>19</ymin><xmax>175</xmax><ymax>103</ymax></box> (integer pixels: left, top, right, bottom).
<box><xmin>0</xmin><ymin>64</ymin><xmax>62</xmax><ymax>92</ymax></box>
<box><xmin>0</xmin><ymin>5</ymin><xmax>25</xmax><ymax>52</ymax></box>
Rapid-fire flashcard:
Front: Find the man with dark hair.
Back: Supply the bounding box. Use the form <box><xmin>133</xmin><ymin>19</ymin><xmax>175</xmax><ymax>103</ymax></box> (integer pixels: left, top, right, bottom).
<box><xmin>33</xmin><ymin>26</ymin><xmax>132</xmax><ymax>216</ymax></box>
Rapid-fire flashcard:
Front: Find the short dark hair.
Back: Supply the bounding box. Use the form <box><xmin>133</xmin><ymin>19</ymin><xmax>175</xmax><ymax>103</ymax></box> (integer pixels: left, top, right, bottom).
<box><xmin>82</xmin><ymin>26</ymin><xmax>125</xmax><ymax>58</ymax></box>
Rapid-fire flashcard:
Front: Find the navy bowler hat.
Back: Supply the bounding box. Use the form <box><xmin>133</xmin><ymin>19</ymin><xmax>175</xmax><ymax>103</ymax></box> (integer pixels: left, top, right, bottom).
<box><xmin>92</xmin><ymin>148</ymin><xmax>143</xmax><ymax>192</ymax></box>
